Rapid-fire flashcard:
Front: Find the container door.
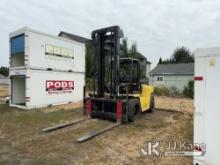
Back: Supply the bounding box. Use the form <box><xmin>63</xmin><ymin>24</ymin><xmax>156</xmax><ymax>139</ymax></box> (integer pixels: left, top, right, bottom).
<box><xmin>11</xmin><ymin>75</ymin><xmax>26</xmax><ymax>106</ymax></box>
<box><xmin>204</xmin><ymin>56</ymin><xmax>220</xmax><ymax>164</ymax></box>
<box><xmin>194</xmin><ymin>57</ymin><xmax>206</xmax><ymax>141</ymax></box>
<box><xmin>194</xmin><ymin>56</ymin><xmax>207</xmax><ymax>164</ymax></box>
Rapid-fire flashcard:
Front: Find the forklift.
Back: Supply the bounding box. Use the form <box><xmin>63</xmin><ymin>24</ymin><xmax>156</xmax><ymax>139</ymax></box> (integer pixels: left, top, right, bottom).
<box><xmin>85</xmin><ymin>25</ymin><xmax>154</xmax><ymax>122</ymax></box>
<box><xmin>42</xmin><ymin>26</ymin><xmax>155</xmax><ymax>142</ymax></box>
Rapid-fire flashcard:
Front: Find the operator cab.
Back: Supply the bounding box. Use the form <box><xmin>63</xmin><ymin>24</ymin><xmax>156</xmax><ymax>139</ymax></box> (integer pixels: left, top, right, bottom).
<box><xmin>119</xmin><ymin>58</ymin><xmax>141</xmax><ymax>94</ymax></box>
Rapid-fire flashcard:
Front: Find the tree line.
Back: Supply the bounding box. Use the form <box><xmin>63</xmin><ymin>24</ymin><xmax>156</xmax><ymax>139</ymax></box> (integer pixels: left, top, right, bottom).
<box><xmin>158</xmin><ymin>46</ymin><xmax>194</xmax><ymax>64</ymax></box>
<box><xmin>0</xmin><ymin>67</ymin><xmax>9</xmax><ymax>77</ymax></box>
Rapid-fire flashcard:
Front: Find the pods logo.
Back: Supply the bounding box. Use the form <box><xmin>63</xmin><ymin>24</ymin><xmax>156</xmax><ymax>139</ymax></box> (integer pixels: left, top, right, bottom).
<box><xmin>46</xmin><ymin>80</ymin><xmax>74</xmax><ymax>91</ymax></box>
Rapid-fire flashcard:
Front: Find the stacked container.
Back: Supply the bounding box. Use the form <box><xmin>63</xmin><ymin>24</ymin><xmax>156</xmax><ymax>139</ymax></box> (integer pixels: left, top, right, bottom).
<box><xmin>9</xmin><ymin>27</ymin><xmax>85</xmax><ymax>109</ymax></box>
<box><xmin>194</xmin><ymin>47</ymin><xmax>220</xmax><ymax>165</ymax></box>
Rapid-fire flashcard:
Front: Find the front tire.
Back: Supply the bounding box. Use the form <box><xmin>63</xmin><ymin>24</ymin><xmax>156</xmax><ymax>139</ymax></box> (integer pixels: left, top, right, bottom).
<box><xmin>149</xmin><ymin>95</ymin><xmax>155</xmax><ymax>113</ymax></box>
<box><xmin>127</xmin><ymin>99</ymin><xmax>141</xmax><ymax>122</ymax></box>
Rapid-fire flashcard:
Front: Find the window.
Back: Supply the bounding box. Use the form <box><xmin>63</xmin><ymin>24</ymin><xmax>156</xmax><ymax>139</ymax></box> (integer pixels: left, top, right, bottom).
<box><xmin>11</xmin><ymin>34</ymin><xmax>25</xmax><ymax>55</ymax></box>
<box><xmin>10</xmin><ymin>34</ymin><xmax>25</xmax><ymax>67</ymax></box>
<box><xmin>157</xmin><ymin>76</ymin><xmax>164</xmax><ymax>82</ymax></box>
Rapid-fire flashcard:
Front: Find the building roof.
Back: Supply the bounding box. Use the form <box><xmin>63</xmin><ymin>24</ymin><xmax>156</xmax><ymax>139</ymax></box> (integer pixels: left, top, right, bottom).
<box><xmin>132</xmin><ymin>52</ymin><xmax>151</xmax><ymax>64</ymax></box>
<box><xmin>150</xmin><ymin>63</ymin><xmax>194</xmax><ymax>75</ymax></box>
<box><xmin>137</xmin><ymin>53</ymin><xmax>151</xmax><ymax>64</ymax></box>
<box><xmin>58</xmin><ymin>31</ymin><xmax>91</xmax><ymax>43</ymax></box>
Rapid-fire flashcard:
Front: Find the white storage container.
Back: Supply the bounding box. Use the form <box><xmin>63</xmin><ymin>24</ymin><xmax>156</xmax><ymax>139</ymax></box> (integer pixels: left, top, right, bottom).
<box><xmin>9</xmin><ymin>69</ymin><xmax>84</xmax><ymax>109</ymax></box>
<box><xmin>9</xmin><ymin>27</ymin><xmax>85</xmax><ymax>72</ymax></box>
<box><xmin>194</xmin><ymin>47</ymin><xmax>220</xmax><ymax>165</ymax></box>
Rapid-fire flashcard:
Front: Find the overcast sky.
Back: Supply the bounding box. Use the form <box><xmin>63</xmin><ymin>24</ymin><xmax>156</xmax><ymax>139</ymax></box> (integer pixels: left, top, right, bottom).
<box><xmin>1</xmin><ymin>0</ymin><xmax>220</xmax><ymax>67</ymax></box>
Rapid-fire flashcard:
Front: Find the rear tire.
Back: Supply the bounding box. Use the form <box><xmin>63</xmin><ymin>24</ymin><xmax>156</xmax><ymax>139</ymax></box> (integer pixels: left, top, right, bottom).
<box><xmin>127</xmin><ymin>99</ymin><xmax>141</xmax><ymax>122</ymax></box>
<box><xmin>149</xmin><ymin>95</ymin><xmax>155</xmax><ymax>113</ymax></box>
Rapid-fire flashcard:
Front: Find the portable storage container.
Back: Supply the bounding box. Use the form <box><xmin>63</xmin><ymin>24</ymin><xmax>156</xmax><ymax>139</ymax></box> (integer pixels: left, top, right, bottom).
<box><xmin>9</xmin><ymin>27</ymin><xmax>85</xmax><ymax>72</ymax></box>
<box><xmin>194</xmin><ymin>47</ymin><xmax>220</xmax><ymax>165</ymax></box>
<box><xmin>9</xmin><ymin>69</ymin><xmax>84</xmax><ymax>109</ymax></box>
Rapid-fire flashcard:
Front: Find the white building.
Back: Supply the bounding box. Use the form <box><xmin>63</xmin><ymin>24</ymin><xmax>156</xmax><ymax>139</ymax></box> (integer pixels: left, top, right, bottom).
<box><xmin>149</xmin><ymin>63</ymin><xmax>194</xmax><ymax>91</ymax></box>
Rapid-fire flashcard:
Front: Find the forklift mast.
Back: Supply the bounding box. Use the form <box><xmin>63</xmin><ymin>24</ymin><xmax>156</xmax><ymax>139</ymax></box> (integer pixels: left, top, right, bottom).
<box><xmin>91</xmin><ymin>26</ymin><xmax>123</xmax><ymax>97</ymax></box>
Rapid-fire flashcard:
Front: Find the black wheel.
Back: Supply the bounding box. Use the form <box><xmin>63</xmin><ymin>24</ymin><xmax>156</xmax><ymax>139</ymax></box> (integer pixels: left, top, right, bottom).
<box><xmin>149</xmin><ymin>95</ymin><xmax>155</xmax><ymax>113</ymax></box>
<box><xmin>127</xmin><ymin>99</ymin><xmax>141</xmax><ymax>122</ymax></box>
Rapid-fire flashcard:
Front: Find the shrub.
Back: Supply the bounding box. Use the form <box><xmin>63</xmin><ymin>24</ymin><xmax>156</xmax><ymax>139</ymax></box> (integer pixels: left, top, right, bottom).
<box><xmin>154</xmin><ymin>86</ymin><xmax>169</xmax><ymax>96</ymax></box>
<box><xmin>183</xmin><ymin>80</ymin><xmax>194</xmax><ymax>98</ymax></box>
<box><xmin>154</xmin><ymin>86</ymin><xmax>182</xmax><ymax>97</ymax></box>
<box><xmin>169</xmin><ymin>86</ymin><xmax>182</xmax><ymax>97</ymax></box>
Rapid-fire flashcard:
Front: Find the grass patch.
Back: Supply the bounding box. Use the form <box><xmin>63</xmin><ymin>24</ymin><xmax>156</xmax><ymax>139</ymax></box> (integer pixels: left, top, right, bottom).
<box><xmin>28</xmin><ymin>158</ymin><xmax>63</xmax><ymax>165</ymax></box>
<box><xmin>172</xmin><ymin>113</ymin><xmax>182</xmax><ymax>120</ymax></box>
<box><xmin>0</xmin><ymin>96</ymin><xmax>193</xmax><ymax>164</ymax></box>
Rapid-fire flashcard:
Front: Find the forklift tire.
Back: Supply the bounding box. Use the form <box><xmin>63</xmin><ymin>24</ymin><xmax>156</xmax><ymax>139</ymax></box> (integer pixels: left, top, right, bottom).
<box><xmin>149</xmin><ymin>95</ymin><xmax>155</xmax><ymax>113</ymax></box>
<box><xmin>127</xmin><ymin>99</ymin><xmax>141</xmax><ymax>122</ymax></box>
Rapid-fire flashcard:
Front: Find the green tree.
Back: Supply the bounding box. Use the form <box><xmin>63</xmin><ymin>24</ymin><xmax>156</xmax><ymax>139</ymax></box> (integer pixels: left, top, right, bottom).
<box><xmin>161</xmin><ymin>59</ymin><xmax>171</xmax><ymax>64</ymax></box>
<box><xmin>0</xmin><ymin>67</ymin><xmax>9</xmax><ymax>77</ymax></box>
<box><xmin>121</xmin><ymin>37</ymin><xmax>129</xmax><ymax>57</ymax></box>
<box><xmin>129</xmin><ymin>42</ymin><xmax>139</xmax><ymax>58</ymax></box>
<box><xmin>183</xmin><ymin>80</ymin><xmax>194</xmax><ymax>98</ymax></box>
<box><xmin>86</xmin><ymin>37</ymin><xmax>145</xmax><ymax>81</ymax></box>
<box><xmin>121</xmin><ymin>38</ymin><xmax>139</xmax><ymax>59</ymax></box>
<box><xmin>171</xmin><ymin>46</ymin><xmax>194</xmax><ymax>63</ymax></box>
<box><xmin>158</xmin><ymin>57</ymin><xmax>163</xmax><ymax>64</ymax></box>
<box><xmin>85</xmin><ymin>42</ymin><xmax>96</xmax><ymax>78</ymax></box>
<box><xmin>162</xmin><ymin>46</ymin><xmax>194</xmax><ymax>64</ymax></box>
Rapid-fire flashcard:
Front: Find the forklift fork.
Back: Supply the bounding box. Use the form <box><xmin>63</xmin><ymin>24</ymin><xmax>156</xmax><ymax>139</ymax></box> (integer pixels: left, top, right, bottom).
<box><xmin>77</xmin><ymin>100</ymin><xmax>122</xmax><ymax>142</ymax></box>
<box><xmin>41</xmin><ymin>118</ymin><xmax>88</xmax><ymax>132</ymax></box>
<box><xmin>41</xmin><ymin>99</ymin><xmax>123</xmax><ymax>143</ymax></box>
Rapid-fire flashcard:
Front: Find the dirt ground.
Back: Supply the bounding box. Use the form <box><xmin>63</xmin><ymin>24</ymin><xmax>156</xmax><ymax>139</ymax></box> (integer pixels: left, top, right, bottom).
<box><xmin>0</xmin><ymin>85</ymin><xmax>8</xmax><ymax>97</ymax></box>
<box><xmin>155</xmin><ymin>96</ymin><xmax>194</xmax><ymax>114</ymax></box>
<box><xmin>0</xmin><ymin>85</ymin><xmax>193</xmax><ymax>165</ymax></box>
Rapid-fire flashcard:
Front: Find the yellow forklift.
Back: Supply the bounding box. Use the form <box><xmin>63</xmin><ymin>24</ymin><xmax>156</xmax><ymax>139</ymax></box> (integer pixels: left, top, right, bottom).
<box><xmin>85</xmin><ymin>26</ymin><xmax>154</xmax><ymax>121</ymax></box>
<box><xmin>42</xmin><ymin>26</ymin><xmax>154</xmax><ymax>142</ymax></box>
